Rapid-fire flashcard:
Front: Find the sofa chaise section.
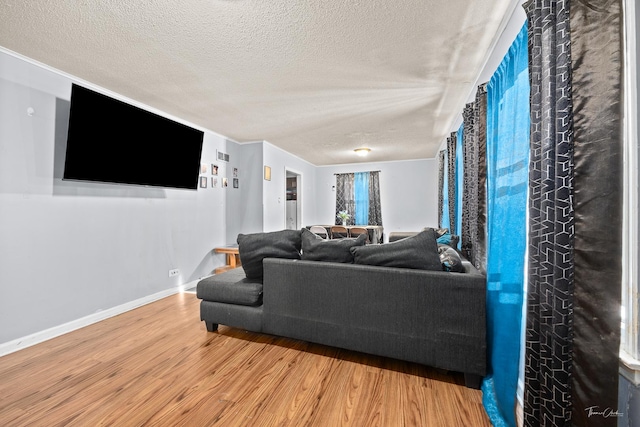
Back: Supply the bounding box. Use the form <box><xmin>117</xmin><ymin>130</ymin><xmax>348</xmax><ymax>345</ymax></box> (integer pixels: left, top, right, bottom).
<box><xmin>197</xmin><ymin>257</ymin><xmax>486</xmax><ymax>388</ymax></box>
<box><xmin>197</xmin><ymin>267</ymin><xmax>264</xmax><ymax>333</ymax></box>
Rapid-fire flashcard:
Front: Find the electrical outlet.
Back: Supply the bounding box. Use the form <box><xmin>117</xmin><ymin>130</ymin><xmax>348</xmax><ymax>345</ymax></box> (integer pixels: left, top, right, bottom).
<box><xmin>168</xmin><ymin>269</ymin><xmax>180</xmax><ymax>277</ymax></box>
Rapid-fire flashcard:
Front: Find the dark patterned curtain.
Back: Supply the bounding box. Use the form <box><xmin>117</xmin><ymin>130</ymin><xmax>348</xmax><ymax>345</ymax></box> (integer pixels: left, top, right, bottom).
<box><xmin>438</xmin><ymin>150</ymin><xmax>446</xmax><ymax>228</ymax></box>
<box><xmin>524</xmin><ymin>1</ymin><xmax>574</xmax><ymax>425</ymax></box>
<box><xmin>524</xmin><ymin>1</ymin><xmax>624</xmax><ymax>425</ymax></box>
<box><xmin>335</xmin><ymin>173</ymin><xmax>355</xmax><ymax>225</ymax></box>
<box><xmin>368</xmin><ymin>171</ymin><xmax>383</xmax><ymax>226</ymax></box>
<box><xmin>446</xmin><ymin>132</ymin><xmax>457</xmax><ymax>234</ymax></box>
<box><xmin>461</xmin><ymin>103</ymin><xmax>477</xmax><ymax>262</ymax></box>
<box><xmin>460</xmin><ymin>92</ymin><xmax>488</xmax><ymax>273</ymax></box>
<box><xmin>474</xmin><ymin>84</ymin><xmax>488</xmax><ymax>274</ymax></box>
<box><xmin>570</xmin><ymin>0</ymin><xmax>622</xmax><ymax>424</ymax></box>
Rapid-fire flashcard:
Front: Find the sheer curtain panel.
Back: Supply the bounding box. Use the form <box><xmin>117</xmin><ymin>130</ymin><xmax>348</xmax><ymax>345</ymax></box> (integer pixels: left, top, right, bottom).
<box><xmin>482</xmin><ymin>22</ymin><xmax>530</xmax><ymax>427</ymax></box>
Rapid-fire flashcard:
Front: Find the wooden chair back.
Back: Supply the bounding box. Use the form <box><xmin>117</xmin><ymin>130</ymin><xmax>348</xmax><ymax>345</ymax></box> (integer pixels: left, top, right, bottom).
<box><xmin>330</xmin><ymin>226</ymin><xmax>349</xmax><ymax>239</ymax></box>
<box><xmin>349</xmin><ymin>227</ymin><xmax>370</xmax><ymax>243</ymax></box>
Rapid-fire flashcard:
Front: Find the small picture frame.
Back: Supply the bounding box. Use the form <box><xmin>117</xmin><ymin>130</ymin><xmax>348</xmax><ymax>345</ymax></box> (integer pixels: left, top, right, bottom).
<box><xmin>233</xmin><ymin>178</ymin><xmax>239</xmax><ymax>188</ymax></box>
<box><xmin>199</xmin><ymin>176</ymin><xmax>207</xmax><ymax>188</ymax></box>
<box><xmin>223</xmin><ymin>178</ymin><xmax>228</xmax><ymax>188</ymax></box>
<box><xmin>233</xmin><ymin>167</ymin><xmax>238</xmax><ymax>177</ymax></box>
<box><xmin>211</xmin><ymin>164</ymin><xmax>219</xmax><ymax>176</ymax></box>
<box><xmin>264</xmin><ymin>166</ymin><xmax>271</xmax><ymax>181</ymax></box>
<box><xmin>211</xmin><ymin>177</ymin><xmax>217</xmax><ymax>188</ymax></box>
<box><xmin>200</xmin><ymin>164</ymin><xmax>208</xmax><ymax>174</ymax></box>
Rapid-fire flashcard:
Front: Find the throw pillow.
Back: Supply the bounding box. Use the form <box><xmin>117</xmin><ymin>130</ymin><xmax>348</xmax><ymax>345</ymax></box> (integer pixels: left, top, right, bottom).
<box><xmin>350</xmin><ymin>228</ymin><xmax>441</xmax><ymax>271</ymax></box>
<box><xmin>301</xmin><ymin>228</ymin><xmax>367</xmax><ymax>263</ymax></box>
<box><xmin>438</xmin><ymin>244</ymin><xmax>464</xmax><ymax>273</ymax></box>
<box><xmin>437</xmin><ymin>232</ymin><xmax>452</xmax><ymax>245</ymax></box>
<box><xmin>237</xmin><ymin>229</ymin><xmax>302</xmax><ymax>280</ymax></box>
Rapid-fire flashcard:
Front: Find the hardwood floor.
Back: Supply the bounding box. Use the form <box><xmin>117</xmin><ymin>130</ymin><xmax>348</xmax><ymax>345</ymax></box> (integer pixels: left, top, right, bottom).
<box><xmin>0</xmin><ymin>293</ymin><xmax>491</xmax><ymax>426</ymax></box>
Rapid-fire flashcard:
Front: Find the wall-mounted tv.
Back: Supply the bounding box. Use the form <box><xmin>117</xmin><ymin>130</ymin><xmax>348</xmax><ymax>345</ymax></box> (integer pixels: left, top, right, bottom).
<box><xmin>63</xmin><ymin>84</ymin><xmax>204</xmax><ymax>190</ymax></box>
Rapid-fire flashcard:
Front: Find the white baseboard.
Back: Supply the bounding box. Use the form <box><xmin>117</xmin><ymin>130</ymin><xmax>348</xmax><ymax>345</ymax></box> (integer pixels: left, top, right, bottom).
<box><xmin>0</xmin><ymin>287</ymin><xmax>181</xmax><ymax>357</ymax></box>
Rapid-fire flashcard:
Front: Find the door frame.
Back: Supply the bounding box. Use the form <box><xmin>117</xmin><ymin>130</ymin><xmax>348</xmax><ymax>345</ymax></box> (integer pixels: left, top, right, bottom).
<box><xmin>284</xmin><ymin>167</ymin><xmax>303</xmax><ymax>229</ymax></box>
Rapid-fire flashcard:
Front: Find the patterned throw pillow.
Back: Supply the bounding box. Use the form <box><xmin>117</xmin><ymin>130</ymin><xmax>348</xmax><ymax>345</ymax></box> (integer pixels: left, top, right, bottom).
<box><xmin>438</xmin><ymin>244</ymin><xmax>464</xmax><ymax>273</ymax></box>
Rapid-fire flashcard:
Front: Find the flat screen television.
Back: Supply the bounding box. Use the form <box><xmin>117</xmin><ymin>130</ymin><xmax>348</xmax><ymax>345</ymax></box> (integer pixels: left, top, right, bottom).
<box><xmin>63</xmin><ymin>84</ymin><xmax>204</xmax><ymax>190</ymax></box>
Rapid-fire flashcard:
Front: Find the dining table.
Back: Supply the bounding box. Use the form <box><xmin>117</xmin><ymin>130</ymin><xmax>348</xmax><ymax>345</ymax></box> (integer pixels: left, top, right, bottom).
<box><xmin>306</xmin><ymin>225</ymin><xmax>384</xmax><ymax>244</ymax></box>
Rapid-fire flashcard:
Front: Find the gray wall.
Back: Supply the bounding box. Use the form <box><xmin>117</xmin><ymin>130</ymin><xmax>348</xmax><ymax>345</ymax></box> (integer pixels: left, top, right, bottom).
<box><xmin>618</xmin><ymin>375</ymin><xmax>639</xmax><ymax>427</ymax></box>
<box><xmin>225</xmin><ymin>142</ymin><xmax>264</xmax><ymax>244</ymax></box>
<box><xmin>262</xmin><ymin>141</ymin><xmax>319</xmax><ymax>231</ymax></box>
<box><xmin>0</xmin><ymin>51</ymin><xmax>228</xmax><ymax>345</ymax></box>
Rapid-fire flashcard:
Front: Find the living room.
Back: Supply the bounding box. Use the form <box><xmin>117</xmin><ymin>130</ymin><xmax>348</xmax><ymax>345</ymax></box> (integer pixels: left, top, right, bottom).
<box><xmin>1</xmin><ymin>1</ymin><xmax>639</xmax><ymax>426</ymax></box>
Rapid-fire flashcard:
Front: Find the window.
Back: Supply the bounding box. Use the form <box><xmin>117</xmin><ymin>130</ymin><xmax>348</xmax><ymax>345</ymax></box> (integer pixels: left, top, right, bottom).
<box><xmin>621</xmin><ymin>0</ymin><xmax>640</xmax><ymax>384</ymax></box>
<box><xmin>334</xmin><ymin>172</ymin><xmax>382</xmax><ymax>226</ymax></box>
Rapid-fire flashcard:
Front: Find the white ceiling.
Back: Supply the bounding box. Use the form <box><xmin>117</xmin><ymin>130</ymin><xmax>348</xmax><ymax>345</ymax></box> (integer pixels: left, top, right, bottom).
<box><xmin>0</xmin><ymin>0</ymin><xmax>516</xmax><ymax>165</ymax></box>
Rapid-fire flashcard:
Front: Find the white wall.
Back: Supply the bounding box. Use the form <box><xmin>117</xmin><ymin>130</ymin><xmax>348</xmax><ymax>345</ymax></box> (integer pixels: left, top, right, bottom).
<box><xmin>0</xmin><ymin>51</ymin><xmax>228</xmax><ymax>345</ymax></box>
<box><xmin>315</xmin><ymin>159</ymin><xmax>438</xmax><ymax>241</ymax></box>
<box><xmin>262</xmin><ymin>141</ymin><xmax>318</xmax><ymax>232</ymax></box>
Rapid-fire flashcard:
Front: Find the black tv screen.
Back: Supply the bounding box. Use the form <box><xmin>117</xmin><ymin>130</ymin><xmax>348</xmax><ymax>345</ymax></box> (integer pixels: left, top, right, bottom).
<box><xmin>64</xmin><ymin>84</ymin><xmax>204</xmax><ymax>190</ymax></box>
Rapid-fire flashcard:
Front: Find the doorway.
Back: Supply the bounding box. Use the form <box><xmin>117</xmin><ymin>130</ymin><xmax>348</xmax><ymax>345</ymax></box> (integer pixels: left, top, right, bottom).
<box><xmin>285</xmin><ymin>169</ymin><xmax>302</xmax><ymax>230</ymax></box>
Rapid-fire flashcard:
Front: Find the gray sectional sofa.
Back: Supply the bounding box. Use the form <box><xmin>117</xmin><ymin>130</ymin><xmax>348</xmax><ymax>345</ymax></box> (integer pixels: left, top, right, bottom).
<box><xmin>197</xmin><ymin>228</ymin><xmax>487</xmax><ymax>388</ymax></box>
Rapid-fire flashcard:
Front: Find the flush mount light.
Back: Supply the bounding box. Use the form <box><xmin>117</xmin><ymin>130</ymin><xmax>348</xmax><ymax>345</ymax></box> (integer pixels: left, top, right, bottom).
<box><xmin>354</xmin><ymin>147</ymin><xmax>371</xmax><ymax>156</ymax></box>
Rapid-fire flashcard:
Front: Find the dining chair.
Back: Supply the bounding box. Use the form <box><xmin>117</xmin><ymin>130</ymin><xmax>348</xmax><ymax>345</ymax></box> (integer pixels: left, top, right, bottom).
<box><xmin>348</xmin><ymin>226</ymin><xmax>370</xmax><ymax>243</ymax></box>
<box><xmin>309</xmin><ymin>226</ymin><xmax>329</xmax><ymax>239</ymax></box>
<box><xmin>330</xmin><ymin>225</ymin><xmax>349</xmax><ymax>239</ymax></box>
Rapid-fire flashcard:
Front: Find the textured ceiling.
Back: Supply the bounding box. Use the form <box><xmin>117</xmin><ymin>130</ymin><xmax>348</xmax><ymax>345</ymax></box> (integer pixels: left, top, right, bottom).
<box><xmin>0</xmin><ymin>0</ymin><xmax>515</xmax><ymax>165</ymax></box>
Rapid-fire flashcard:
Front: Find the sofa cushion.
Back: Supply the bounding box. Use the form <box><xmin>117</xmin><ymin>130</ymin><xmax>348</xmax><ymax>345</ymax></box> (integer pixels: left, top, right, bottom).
<box><xmin>197</xmin><ymin>268</ymin><xmax>263</xmax><ymax>306</ymax></box>
<box><xmin>350</xmin><ymin>228</ymin><xmax>441</xmax><ymax>271</ymax></box>
<box><xmin>301</xmin><ymin>228</ymin><xmax>367</xmax><ymax>263</ymax></box>
<box><xmin>438</xmin><ymin>244</ymin><xmax>465</xmax><ymax>273</ymax></box>
<box><xmin>237</xmin><ymin>229</ymin><xmax>302</xmax><ymax>280</ymax></box>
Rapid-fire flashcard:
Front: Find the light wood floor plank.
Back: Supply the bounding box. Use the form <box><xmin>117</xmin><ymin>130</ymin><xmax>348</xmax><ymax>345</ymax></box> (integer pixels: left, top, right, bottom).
<box><xmin>0</xmin><ymin>292</ymin><xmax>491</xmax><ymax>426</ymax></box>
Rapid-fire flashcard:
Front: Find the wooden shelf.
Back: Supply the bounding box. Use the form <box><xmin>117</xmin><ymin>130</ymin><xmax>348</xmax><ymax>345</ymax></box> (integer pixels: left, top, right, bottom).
<box><xmin>214</xmin><ymin>245</ymin><xmax>241</xmax><ymax>274</ymax></box>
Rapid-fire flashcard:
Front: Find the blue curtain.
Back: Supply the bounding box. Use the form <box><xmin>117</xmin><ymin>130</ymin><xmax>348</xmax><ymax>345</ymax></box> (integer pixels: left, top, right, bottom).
<box><xmin>354</xmin><ymin>172</ymin><xmax>369</xmax><ymax>225</ymax></box>
<box><xmin>481</xmin><ymin>22</ymin><xmax>529</xmax><ymax>427</ymax></box>
<box><xmin>455</xmin><ymin>123</ymin><xmax>464</xmax><ymax>249</ymax></box>
<box><xmin>441</xmin><ymin>151</ymin><xmax>450</xmax><ymax>230</ymax></box>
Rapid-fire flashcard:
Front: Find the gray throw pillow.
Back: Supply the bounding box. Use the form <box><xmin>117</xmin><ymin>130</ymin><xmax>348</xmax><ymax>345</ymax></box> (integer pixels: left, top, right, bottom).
<box><xmin>301</xmin><ymin>228</ymin><xmax>367</xmax><ymax>263</ymax></box>
<box><xmin>237</xmin><ymin>229</ymin><xmax>302</xmax><ymax>280</ymax></box>
<box><xmin>350</xmin><ymin>228</ymin><xmax>441</xmax><ymax>271</ymax></box>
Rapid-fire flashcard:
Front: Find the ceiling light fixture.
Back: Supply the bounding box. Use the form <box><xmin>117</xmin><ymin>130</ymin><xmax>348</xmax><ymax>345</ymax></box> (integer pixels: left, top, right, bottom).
<box><xmin>354</xmin><ymin>147</ymin><xmax>371</xmax><ymax>156</ymax></box>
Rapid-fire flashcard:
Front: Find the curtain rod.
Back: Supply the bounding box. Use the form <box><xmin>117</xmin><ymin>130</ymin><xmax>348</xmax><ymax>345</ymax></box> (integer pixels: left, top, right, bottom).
<box><xmin>334</xmin><ymin>171</ymin><xmax>381</xmax><ymax>175</ymax></box>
